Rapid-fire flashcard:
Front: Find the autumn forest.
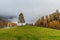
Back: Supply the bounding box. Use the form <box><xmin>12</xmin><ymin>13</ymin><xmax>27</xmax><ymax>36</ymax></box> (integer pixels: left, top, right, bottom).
<box><xmin>35</xmin><ymin>10</ymin><xmax>60</xmax><ymax>29</ymax></box>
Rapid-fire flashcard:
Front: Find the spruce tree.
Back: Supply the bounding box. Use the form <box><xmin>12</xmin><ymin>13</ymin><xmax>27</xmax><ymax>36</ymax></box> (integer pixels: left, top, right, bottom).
<box><xmin>18</xmin><ymin>12</ymin><xmax>25</xmax><ymax>26</ymax></box>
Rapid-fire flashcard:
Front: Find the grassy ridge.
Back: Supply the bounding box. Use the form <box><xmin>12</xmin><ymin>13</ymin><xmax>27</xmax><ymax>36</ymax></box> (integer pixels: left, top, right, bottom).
<box><xmin>0</xmin><ymin>26</ymin><xmax>60</xmax><ymax>40</ymax></box>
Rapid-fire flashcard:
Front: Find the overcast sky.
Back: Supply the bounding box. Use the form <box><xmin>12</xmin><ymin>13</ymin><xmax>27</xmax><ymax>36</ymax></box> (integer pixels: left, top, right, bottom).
<box><xmin>0</xmin><ymin>0</ymin><xmax>60</xmax><ymax>23</ymax></box>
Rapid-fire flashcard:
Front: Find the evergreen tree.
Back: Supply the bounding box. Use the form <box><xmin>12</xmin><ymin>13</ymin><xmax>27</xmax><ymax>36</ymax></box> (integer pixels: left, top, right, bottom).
<box><xmin>18</xmin><ymin>12</ymin><xmax>25</xmax><ymax>26</ymax></box>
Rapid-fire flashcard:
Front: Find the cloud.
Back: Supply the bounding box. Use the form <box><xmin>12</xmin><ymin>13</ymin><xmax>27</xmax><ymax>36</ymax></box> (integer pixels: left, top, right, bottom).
<box><xmin>0</xmin><ymin>0</ymin><xmax>60</xmax><ymax>23</ymax></box>
<box><xmin>48</xmin><ymin>0</ymin><xmax>60</xmax><ymax>3</ymax></box>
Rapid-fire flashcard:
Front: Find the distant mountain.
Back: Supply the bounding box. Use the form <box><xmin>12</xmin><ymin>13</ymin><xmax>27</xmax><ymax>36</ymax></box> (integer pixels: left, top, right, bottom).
<box><xmin>0</xmin><ymin>15</ymin><xmax>18</xmax><ymax>19</ymax></box>
<box><xmin>0</xmin><ymin>15</ymin><xmax>18</xmax><ymax>23</ymax></box>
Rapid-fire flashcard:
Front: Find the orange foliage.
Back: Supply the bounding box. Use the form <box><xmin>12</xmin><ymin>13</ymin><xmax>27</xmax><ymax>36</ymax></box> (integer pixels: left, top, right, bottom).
<box><xmin>43</xmin><ymin>19</ymin><xmax>47</xmax><ymax>26</ymax></box>
<box><xmin>49</xmin><ymin>20</ymin><xmax>60</xmax><ymax>29</ymax></box>
<box><xmin>35</xmin><ymin>10</ymin><xmax>60</xmax><ymax>29</ymax></box>
<box><xmin>35</xmin><ymin>19</ymin><xmax>41</xmax><ymax>26</ymax></box>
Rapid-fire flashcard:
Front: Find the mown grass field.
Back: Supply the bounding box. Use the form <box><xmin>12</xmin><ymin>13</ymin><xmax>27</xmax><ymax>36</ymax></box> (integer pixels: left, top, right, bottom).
<box><xmin>0</xmin><ymin>26</ymin><xmax>60</xmax><ymax>40</ymax></box>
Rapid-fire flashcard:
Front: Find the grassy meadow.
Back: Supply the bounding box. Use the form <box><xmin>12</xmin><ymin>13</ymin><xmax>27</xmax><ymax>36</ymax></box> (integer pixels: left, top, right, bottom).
<box><xmin>0</xmin><ymin>26</ymin><xmax>60</xmax><ymax>40</ymax></box>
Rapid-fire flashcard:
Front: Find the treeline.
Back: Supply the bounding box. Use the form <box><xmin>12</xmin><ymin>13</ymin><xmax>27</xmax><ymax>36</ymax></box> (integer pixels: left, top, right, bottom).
<box><xmin>0</xmin><ymin>18</ymin><xmax>8</xmax><ymax>28</ymax></box>
<box><xmin>35</xmin><ymin>10</ymin><xmax>60</xmax><ymax>29</ymax></box>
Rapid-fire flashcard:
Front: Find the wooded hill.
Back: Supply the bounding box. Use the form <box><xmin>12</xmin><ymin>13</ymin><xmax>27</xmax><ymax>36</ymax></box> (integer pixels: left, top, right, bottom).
<box><xmin>35</xmin><ymin>10</ymin><xmax>60</xmax><ymax>29</ymax></box>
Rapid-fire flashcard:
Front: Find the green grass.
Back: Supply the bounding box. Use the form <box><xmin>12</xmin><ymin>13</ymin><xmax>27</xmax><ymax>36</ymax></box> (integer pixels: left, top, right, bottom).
<box><xmin>0</xmin><ymin>26</ymin><xmax>60</xmax><ymax>40</ymax></box>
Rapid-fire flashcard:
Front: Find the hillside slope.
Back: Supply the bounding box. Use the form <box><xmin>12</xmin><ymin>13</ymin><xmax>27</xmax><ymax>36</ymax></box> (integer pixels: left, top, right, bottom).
<box><xmin>0</xmin><ymin>26</ymin><xmax>60</xmax><ymax>40</ymax></box>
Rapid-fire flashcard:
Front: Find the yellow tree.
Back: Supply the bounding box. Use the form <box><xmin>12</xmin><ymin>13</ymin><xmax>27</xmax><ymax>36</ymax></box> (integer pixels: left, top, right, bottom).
<box><xmin>43</xmin><ymin>19</ymin><xmax>48</xmax><ymax>27</ymax></box>
<box><xmin>35</xmin><ymin>19</ymin><xmax>41</xmax><ymax>26</ymax></box>
<box><xmin>49</xmin><ymin>20</ymin><xmax>56</xmax><ymax>28</ymax></box>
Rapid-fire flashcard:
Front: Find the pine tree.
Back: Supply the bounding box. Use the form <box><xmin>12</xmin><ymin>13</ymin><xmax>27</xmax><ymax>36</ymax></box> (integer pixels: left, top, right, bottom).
<box><xmin>18</xmin><ymin>12</ymin><xmax>25</xmax><ymax>26</ymax></box>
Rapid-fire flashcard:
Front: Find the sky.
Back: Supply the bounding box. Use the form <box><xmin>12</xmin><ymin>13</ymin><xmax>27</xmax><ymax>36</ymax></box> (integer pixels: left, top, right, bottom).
<box><xmin>0</xmin><ymin>0</ymin><xmax>60</xmax><ymax>23</ymax></box>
